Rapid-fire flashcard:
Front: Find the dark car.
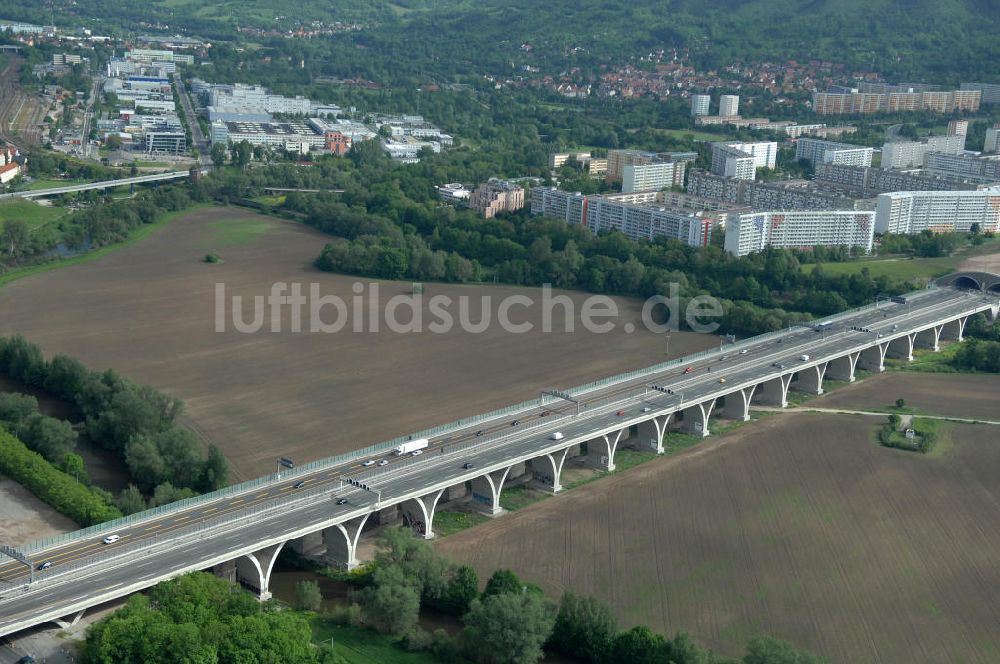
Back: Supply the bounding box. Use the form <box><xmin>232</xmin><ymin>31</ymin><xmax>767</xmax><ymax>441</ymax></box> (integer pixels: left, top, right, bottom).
<box><xmin>462</xmin><ymin>462</ymin><xmax>474</xmax><ymax>470</ymax></box>
<box><xmin>37</xmin><ymin>561</ymin><xmax>52</xmax><ymax>571</ymax></box>
<box><xmin>475</xmin><ymin>430</ymin><xmax>484</xmax><ymax>437</ymax></box>
<box><xmin>17</xmin><ymin>657</ymin><xmax>36</xmax><ymax>664</ymax></box>
<box><xmin>335</xmin><ymin>498</ymin><xmax>349</xmax><ymax>505</ymax></box>
<box><xmin>511</xmin><ymin>419</ymin><xmax>519</xmax><ymax>426</ymax></box>
<box><xmin>292</xmin><ymin>480</ymin><xmax>305</xmax><ymax>489</ymax></box>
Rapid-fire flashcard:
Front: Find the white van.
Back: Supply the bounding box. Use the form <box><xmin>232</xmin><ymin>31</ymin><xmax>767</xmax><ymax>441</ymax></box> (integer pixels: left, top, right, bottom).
<box><xmin>799</xmin><ymin>354</ymin><xmax>810</xmax><ymax>361</ymax></box>
<box><xmin>549</xmin><ymin>432</ymin><xmax>564</xmax><ymax>441</ymax></box>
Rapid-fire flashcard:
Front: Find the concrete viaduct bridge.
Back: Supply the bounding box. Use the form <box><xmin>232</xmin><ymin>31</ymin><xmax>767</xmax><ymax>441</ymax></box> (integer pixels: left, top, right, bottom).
<box><xmin>0</xmin><ymin>276</ymin><xmax>997</xmax><ymax>636</ymax></box>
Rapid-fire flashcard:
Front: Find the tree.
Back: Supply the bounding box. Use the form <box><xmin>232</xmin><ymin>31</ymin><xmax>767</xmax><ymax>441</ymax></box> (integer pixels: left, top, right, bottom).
<box><xmin>549</xmin><ymin>592</ymin><xmax>617</xmax><ymax>662</ymax></box>
<box><xmin>483</xmin><ymin>569</ymin><xmax>524</xmax><ymax>598</ymax></box>
<box><xmin>743</xmin><ymin>635</ymin><xmax>820</xmax><ymax>664</ymax></box>
<box><xmin>441</xmin><ymin>564</ymin><xmax>479</xmax><ymax>616</ymax></box>
<box><xmin>105</xmin><ymin>134</ymin><xmax>123</xmax><ymax>150</ymax></box>
<box><xmin>609</xmin><ymin>626</ymin><xmax>668</xmax><ymax>664</ymax></box>
<box><xmin>462</xmin><ymin>591</ymin><xmax>556</xmax><ymax>664</ymax></box>
<box><xmin>61</xmin><ymin>452</ymin><xmax>88</xmax><ymax>483</ymax></box>
<box><xmin>231</xmin><ymin>140</ymin><xmax>253</xmax><ymax>168</ymax></box>
<box><xmin>895</xmin><ymin>398</ymin><xmax>906</xmax><ymax>409</ymax></box>
<box><xmin>0</xmin><ymin>392</ymin><xmax>38</xmax><ymax>427</ymax></box>
<box><xmin>1</xmin><ymin>219</ymin><xmax>29</xmax><ymax>258</ymax></box>
<box><xmin>116</xmin><ymin>483</ymin><xmax>148</xmax><ymax>514</ymax></box>
<box><xmin>888</xmin><ymin>413</ymin><xmax>901</xmax><ymax>429</ymax></box>
<box><xmin>22</xmin><ymin>413</ymin><xmax>77</xmax><ymax>462</ymax></box>
<box><xmin>211</xmin><ymin>142</ymin><xmax>228</xmax><ymax>168</ymax></box>
<box><xmin>357</xmin><ymin>564</ymin><xmax>420</xmax><ymax>635</ymax></box>
<box><xmin>294</xmin><ymin>579</ymin><xmax>323</xmax><ymax>612</ymax></box>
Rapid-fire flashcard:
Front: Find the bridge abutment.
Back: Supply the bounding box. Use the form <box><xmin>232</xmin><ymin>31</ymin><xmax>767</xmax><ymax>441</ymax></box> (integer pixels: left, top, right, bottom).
<box><xmin>236</xmin><ymin>541</ymin><xmax>286</xmax><ymax>601</ymax></box>
<box><xmin>681</xmin><ymin>400</ymin><xmax>714</xmax><ymax>436</ymax></box>
<box><xmin>755</xmin><ymin>374</ymin><xmax>792</xmax><ymax>408</ymax></box>
<box><xmin>470</xmin><ymin>466</ymin><xmax>513</xmax><ymax>515</ymax></box>
<box><xmin>528</xmin><ymin>448</ymin><xmax>569</xmax><ymax>493</ymax></box>
<box><xmin>324</xmin><ymin>514</ymin><xmax>372</xmax><ymax>570</ymax></box>
<box><xmin>791</xmin><ymin>363</ymin><xmax>827</xmax><ymax>395</ymax></box>
<box><xmin>400</xmin><ymin>489</ymin><xmax>445</xmax><ymax>539</ymax></box>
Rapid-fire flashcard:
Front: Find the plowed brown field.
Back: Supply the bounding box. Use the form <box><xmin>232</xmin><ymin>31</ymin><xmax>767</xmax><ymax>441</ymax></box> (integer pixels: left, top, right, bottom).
<box><xmin>0</xmin><ymin>206</ymin><xmax>714</xmax><ymax>479</ymax></box>
<box><xmin>437</xmin><ymin>413</ymin><xmax>1000</xmax><ymax>663</ymax></box>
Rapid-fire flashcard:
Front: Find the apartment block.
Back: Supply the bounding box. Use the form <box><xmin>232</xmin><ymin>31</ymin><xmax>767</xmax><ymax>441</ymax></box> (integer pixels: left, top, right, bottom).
<box><xmin>984</xmin><ymin>127</ymin><xmax>1000</xmax><ymax>154</ymax></box>
<box><xmin>795</xmin><ymin>138</ymin><xmax>874</xmax><ymax>167</ymax></box>
<box><xmin>687</xmin><ymin>171</ymin><xmax>868</xmax><ymax>211</ymax></box>
<box><xmin>622</xmin><ymin>161</ymin><xmax>685</xmax><ymax>193</ymax></box>
<box><xmin>469</xmin><ymin>179</ymin><xmax>525</xmax><ymax>218</ymax></box>
<box><xmin>710</xmin><ymin>142</ymin><xmax>778</xmax><ymax>181</ymax></box>
<box><xmin>875</xmin><ymin>190</ymin><xmax>1000</xmax><ymax>234</ymax></box>
<box><xmin>725</xmin><ymin>210</ymin><xmax>875</xmax><ymax>256</ymax></box>
<box><xmin>585</xmin><ymin>197</ymin><xmax>714</xmax><ymax>246</ymax></box>
<box><xmin>961</xmin><ymin>82</ymin><xmax>1000</xmax><ymax>105</ymax></box>
<box><xmin>814</xmin><ymin>163</ymin><xmax>981</xmax><ymax>195</ymax></box>
<box><xmin>549</xmin><ymin>151</ymin><xmax>592</xmax><ymax>169</ymax></box>
<box><xmin>812</xmin><ymin>89</ymin><xmax>980</xmax><ymax>115</ymax></box>
<box><xmin>924</xmin><ymin>152</ymin><xmax>1000</xmax><ymax>184</ymax></box>
<box><xmin>690</xmin><ymin>94</ymin><xmax>711</xmax><ymax>117</ymax></box>
<box><xmin>530</xmin><ymin>187</ymin><xmax>588</xmax><ymax>225</ymax></box>
<box><xmin>948</xmin><ymin>120</ymin><xmax>969</xmax><ymax>137</ymax></box>
<box><xmin>719</xmin><ymin>95</ymin><xmax>740</xmax><ymax>117</ymax></box>
<box><xmin>881</xmin><ymin>135</ymin><xmax>965</xmax><ymax>169</ymax></box>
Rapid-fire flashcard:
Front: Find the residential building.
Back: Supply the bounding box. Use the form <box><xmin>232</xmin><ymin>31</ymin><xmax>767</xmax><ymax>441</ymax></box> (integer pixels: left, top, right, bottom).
<box><xmin>961</xmin><ymin>82</ymin><xmax>1000</xmax><ymax>105</ymax></box>
<box><xmin>606</xmin><ymin>149</ymin><xmax>656</xmax><ymax>181</ymax></box>
<box><xmin>718</xmin><ymin>94</ymin><xmax>739</xmax><ymax>117</ymax></box>
<box><xmin>549</xmin><ymin>151</ymin><xmax>592</xmax><ymax>169</ymax></box>
<box><xmin>812</xmin><ymin>88</ymin><xmax>980</xmax><ymax>115</ymax></box>
<box><xmin>875</xmin><ymin>190</ymin><xmax>1000</xmax><ymax>234</ymax></box>
<box><xmin>622</xmin><ymin>161</ymin><xmax>686</xmax><ymax>193</ymax></box>
<box><xmin>880</xmin><ymin>135</ymin><xmax>965</xmax><ymax>169</ymax></box>
<box><xmin>924</xmin><ymin>152</ymin><xmax>1000</xmax><ymax>185</ymax></box>
<box><xmin>724</xmin><ymin>210</ymin><xmax>875</xmax><ymax>256</ymax></box>
<box><xmin>814</xmin><ymin>163</ymin><xmax>982</xmax><ymax>195</ymax></box>
<box><xmin>469</xmin><ymin>179</ymin><xmax>525</xmax><ymax>218</ymax></box>
<box><xmin>325</xmin><ymin>131</ymin><xmax>351</xmax><ymax>155</ymax></box>
<box><xmin>530</xmin><ymin>187</ymin><xmax>588</xmax><ymax>225</ymax></box>
<box><xmin>984</xmin><ymin>127</ymin><xmax>1000</xmax><ymax>154</ymax></box>
<box><xmin>948</xmin><ymin>120</ymin><xmax>969</xmax><ymax>137</ymax></box>
<box><xmin>687</xmin><ymin>171</ymin><xmax>870</xmax><ymax>211</ymax></box>
<box><xmin>0</xmin><ymin>146</ymin><xmax>27</xmax><ymax>184</ymax></box>
<box><xmin>710</xmin><ymin>141</ymin><xmax>778</xmax><ymax>180</ymax></box>
<box><xmin>584</xmin><ymin>197</ymin><xmax>714</xmax><ymax>246</ymax></box>
<box><xmin>690</xmin><ymin>94</ymin><xmax>710</xmax><ymax>116</ymax></box>
<box><xmin>437</xmin><ymin>183</ymin><xmax>472</xmax><ymax>205</ymax></box>
<box><xmin>795</xmin><ymin>138</ymin><xmax>874</xmax><ymax>167</ymax></box>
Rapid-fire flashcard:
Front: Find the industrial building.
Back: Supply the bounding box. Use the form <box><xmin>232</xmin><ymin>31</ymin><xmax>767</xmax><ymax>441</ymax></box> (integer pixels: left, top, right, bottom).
<box><xmin>724</xmin><ymin>210</ymin><xmax>875</xmax><ymax>256</ymax></box>
<box><xmin>875</xmin><ymin>190</ymin><xmax>1000</xmax><ymax>234</ymax></box>
<box><xmin>794</xmin><ymin>138</ymin><xmax>874</xmax><ymax>167</ymax></box>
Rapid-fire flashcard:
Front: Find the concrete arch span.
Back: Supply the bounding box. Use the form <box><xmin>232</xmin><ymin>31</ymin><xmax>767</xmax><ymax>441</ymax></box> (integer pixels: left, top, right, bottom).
<box><xmin>936</xmin><ymin>271</ymin><xmax>1000</xmax><ymax>292</ymax></box>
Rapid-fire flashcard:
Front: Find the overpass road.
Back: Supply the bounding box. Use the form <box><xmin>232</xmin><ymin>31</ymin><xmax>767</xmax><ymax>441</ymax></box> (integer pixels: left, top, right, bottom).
<box><xmin>0</xmin><ymin>171</ymin><xmax>195</xmax><ymax>200</ymax></box>
<box><xmin>0</xmin><ymin>280</ymin><xmax>997</xmax><ymax>636</ymax></box>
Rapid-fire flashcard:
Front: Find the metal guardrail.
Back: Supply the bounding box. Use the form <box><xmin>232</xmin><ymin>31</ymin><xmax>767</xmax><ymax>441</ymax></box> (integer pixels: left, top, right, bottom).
<box><xmin>14</xmin><ymin>287</ymin><xmax>982</xmax><ymax>556</ymax></box>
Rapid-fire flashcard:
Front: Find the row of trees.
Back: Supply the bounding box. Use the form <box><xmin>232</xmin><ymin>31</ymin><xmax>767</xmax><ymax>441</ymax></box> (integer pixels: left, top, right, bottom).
<box><xmin>320</xmin><ymin>528</ymin><xmax>819</xmax><ymax>664</ymax></box>
<box><xmin>0</xmin><ymin>392</ymin><xmax>78</xmax><ymax>464</ymax></box>
<box><xmin>0</xmin><ymin>335</ymin><xmax>228</xmax><ymax>501</ymax></box>
<box><xmin>0</xmin><ymin>426</ymin><xmax>121</xmax><ymax>525</ymax></box>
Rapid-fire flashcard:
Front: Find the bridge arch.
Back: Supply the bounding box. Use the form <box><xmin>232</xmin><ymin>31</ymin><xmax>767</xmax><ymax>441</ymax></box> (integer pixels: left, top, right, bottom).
<box><xmin>935</xmin><ymin>271</ymin><xmax>1000</xmax><ymax>291</ymax></box>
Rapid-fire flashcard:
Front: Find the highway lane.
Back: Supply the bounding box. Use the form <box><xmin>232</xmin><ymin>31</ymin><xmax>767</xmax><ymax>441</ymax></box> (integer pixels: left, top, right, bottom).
<box><xmin>0</xmin><ymin>288</ymin><xmax>992</xmax><ymax>593</ymax></box>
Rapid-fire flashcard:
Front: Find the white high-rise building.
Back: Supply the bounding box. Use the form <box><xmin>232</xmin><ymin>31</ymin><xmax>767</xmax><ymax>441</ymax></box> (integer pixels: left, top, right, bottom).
<box><xmin>719</xmin><ymin>94</ymin><xmax>740</xmax><ymax>117</ymax></box>
<box><xmin>724</xmin><ymin>210</ymin><xmax>875</xmax><ymax>256</ymax></box>
<box><xmin>795</xmin><ymin>138</ymin><xmax>874</xmax><ymax>167</ymax></box>
<box><xmin>691</xmin><ymin>94</ymin><xmax>711</xmax><ymax>117</ymax></box>
<box><xmin>881</xmin><ymin>135</ymin><xmax>965</xmax><ymax>169</ymax></box>
<box><xmin>622</xmin><ymin>161</ymin><xmax>686</xmax><ymax>193</ymax></box>
<box><xmin>947</xmin><ymin>119</ymin><xmax>969</xmax><ymax>137</ymax></box>
<box><xmin>710</xmin><ymin>141</ymin><xmax>778</xmax><ymax>180</ymax></box>
<box><xmin>875</xmin><ymin>190</ymin><xmax>1000</xmax><ymax>234</ymax></box>
<box><xmin>585</xmin><ymin>197</ymin><xmax>714</xmax><ymax>246</ymax></box>
<box><xmin>984</xmin><ymin>127</ymin><xmax>1000</xmax><ymax>154</ymax></box>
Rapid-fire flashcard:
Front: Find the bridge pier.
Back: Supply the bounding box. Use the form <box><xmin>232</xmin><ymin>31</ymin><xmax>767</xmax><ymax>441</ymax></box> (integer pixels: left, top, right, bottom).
<box><xmin>236</xmin><ymin>541</ymin><xmax>286</xmax><ymax>601</ymax></box>
<box><xmin>755</xmin><ymin>374</ymin><xmax>792</xmax><ymax>408</ymax></box>
<box><xmin>445</xmin><ymin>482</ymin><xmax>468</xmax><ymax>502</ymax></box>
<box><xmin>635</xmin><ymin>414</ymin><xmax>671</xmax><ymax>453</ymax></box>
<box><xmin>827</xmin><ymin>352</ymin><xmax>859</xmax><ymax>382</ymax></box>
<box><xmin>941</xmin><ymin>316</ymin><xmax>968</xmax><ymax>342</ymax></box>
<box><xmin>289</xmin><ymin>531</ymin><xmax>324</xmax><ymax>556</ymax></box>
<box><xmin>721</xmin><ymin>386</ymin><xmax>756</xmax><ymax>421</ymax></box>
<box><xmin>52</xmin><ymin>609</ymin><xmax>87</xmax><ymax>630</ymax></box>
<box><xmin>585</xmin><ymin>428</ymin><xmax>627</xmax><ymax>471</ymax></box>
<box><xmin>324</xmin><ymin>513</ymin><xmax>372</xmax><ymax>570</ymax></box>
<box><xmin>791</xmin><ymin>363</ymin><xmax>827</xmax><ymax>395</ymax></box>
<box><xmin>857</xmin><ymin>343</ymin><xmax>888</xmax><ymax>372</ymax></box>
<box><xmin>400</xmin><ymin>489</ymin><xmax>445</xmax><ymax>539</ymax></box>
<box><xmin>528</xmin><ymin>448</ymin><xmax>569</xmax><ymax>493</ymax></box>
<box><xmin>681</xmin><ymin>400</ymin><xmax>714</xmax><ymax>436</ymax></box>
<box><xmin>470</xmin><ymin>466</ymin><xmax>513</xmax><ymax>515</ymax></box>
<box><xmin>886</xmin><ymin>334</ymin><xmax>915</xmax><ymax>362</ymax></box>
<box><xmin>915</xmin><ymin>326</ymin><xmax>941</xmax><ymax>352</ymax></box>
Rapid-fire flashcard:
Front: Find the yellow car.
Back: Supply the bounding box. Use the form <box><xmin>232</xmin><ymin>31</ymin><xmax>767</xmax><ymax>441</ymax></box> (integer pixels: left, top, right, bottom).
<box><xmin>718</xmin><ymin>378</ymin><xmax>727</xmax><ymax>384</ymax></box>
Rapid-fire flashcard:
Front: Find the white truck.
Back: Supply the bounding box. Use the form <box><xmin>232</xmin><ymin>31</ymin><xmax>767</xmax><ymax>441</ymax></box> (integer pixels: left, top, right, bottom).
<box><xmin>395</xmin><ymin>438</ymin><xmax>429</xmax><ymax>456</ymax></box>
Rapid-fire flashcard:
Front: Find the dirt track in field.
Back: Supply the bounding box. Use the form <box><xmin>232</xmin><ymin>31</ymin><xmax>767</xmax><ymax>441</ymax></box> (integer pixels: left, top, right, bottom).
<box><xmin>0</xmin><ymin>206</ymin><xmax>714</xmax><ymax>479</ymax></box>
<box><xmin>815</xmin><ymin>371</ymin><xmax>1000</xmax><ymax>420</ymax></box>
<box><xmin>437</xmin><ymin>412</ymin><xmax>1000</xmax><ymax>663</ymax></box>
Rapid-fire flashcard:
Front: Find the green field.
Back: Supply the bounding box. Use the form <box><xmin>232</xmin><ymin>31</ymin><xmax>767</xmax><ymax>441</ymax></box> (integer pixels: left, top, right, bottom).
<box><xmin>25</xmin><ymin>178</ymin><xmax>91</xmax><ymax>191</ymax></box>
<box><xmin>0</xmin><ymin>199</ymin><xmax>68</xmax><ymax>230</ymax></box>
<box><xmin>655</xmin><ymin>127</ymin><xmax>733</xmax><ymax>142</ymax></box>
<box><xmin>204</xmin><ymin>215</ymin><xmax>275</xmax><ymax>247</ymax></box>
<box><xmin>310</xmin><ymin>619</ymin><xmax>441</xmax><ymax>664</ymax></box>
<box><xmin>802</xmin><ymin>238</ymin><xmax>1000</xmax><ymax>281</ymax></box>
